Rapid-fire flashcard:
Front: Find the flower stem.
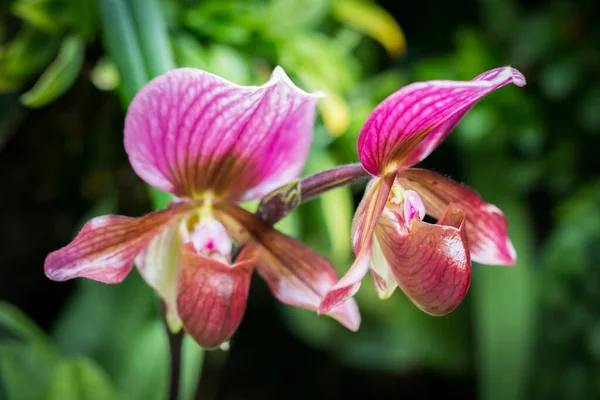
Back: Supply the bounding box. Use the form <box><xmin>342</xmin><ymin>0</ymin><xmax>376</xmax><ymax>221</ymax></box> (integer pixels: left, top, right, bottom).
<box><xmin>161</xmin><ymin>302</ymin><xmax>184</xmax><ymax>400</ymax></box>
<box><xmin>256</xmin><ymin>163</ymin><xmax>371</xmax><ymax>225</ymax></box>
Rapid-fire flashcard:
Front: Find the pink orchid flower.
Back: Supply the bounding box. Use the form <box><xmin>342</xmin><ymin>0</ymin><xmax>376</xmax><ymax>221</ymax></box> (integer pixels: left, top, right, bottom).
<box><xmin>44</xmin><ymin>67</ymin><xmax>359</xmax><ymax>348</ymax></box>
<box><xmin>319</xmin><ymin>67</ymin><xmax>525</xmax><ymax>316</ymax></box>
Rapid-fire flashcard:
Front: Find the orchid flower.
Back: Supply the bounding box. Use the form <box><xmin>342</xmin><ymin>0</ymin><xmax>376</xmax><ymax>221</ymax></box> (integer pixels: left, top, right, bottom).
<box><xmin>319</xmin><ymin>67</ymin><xmax>525</xmax><ymax>316</ymax></box>
<box><xmin>44</xmin><ymin>67</ymin><xmax>359</xmax><ymax>348</ymax></box>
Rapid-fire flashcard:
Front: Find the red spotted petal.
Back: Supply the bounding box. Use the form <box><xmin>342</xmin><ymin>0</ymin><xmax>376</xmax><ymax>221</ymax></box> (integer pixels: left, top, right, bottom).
<box><xmin>398</xmin><ymin>168</ymin><xmax>516</xmax><ymax>265</ymax></box>
<box><xmin>177</xmin><ymin>244</ymin><xmax>258</xmax><ymax>348</ymax></box>
<box><xmin>376</xmin><ymin>203</ymin><xmax>471</xmax><ymax>315</ymax></box>
<box><xmin>358</xmin><ymin>67</ymin><xmax>526</xmax><ymax>175</ymax></box>
<box><xmin>44</xmin><ymin>203</ymin><xmax>193</xmax><ymax>283</ymax></box>
<box><xmin>215</xmin><ymin>204</ymin><xmax>360</xmax><ymax>331</ymax></box>
<box><xmin>125</xmin><ymin>67</ymin><xmax>320</xmax><ymax>200</ymax></box>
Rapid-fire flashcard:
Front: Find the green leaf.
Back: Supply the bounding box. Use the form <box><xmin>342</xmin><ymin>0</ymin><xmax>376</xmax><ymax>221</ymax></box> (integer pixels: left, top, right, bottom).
<box><xmin>0</xmin><ymin>26</ymin><xmax>60</xmax><ymax>88</ymax></box>
<box><xmin>20</xmin><ymin>35</ymin><xmax>85</xmax><ymax>108</ymax></box>
<box><xmin>67</xmin><ymin>0</ymin><xmax>98</xmax><ymax>40</ymax></box>
<box><xmin>262</xmin><ymin>0</ymin><xmax>330</xmax><ymax>35</ymax></box>
<box><xmin>148</xmin><ymin>186</ymin><xmax>174</xmax><ymax>210</ymax></box>
<box><xmin>183</xmin><ymin>2</ymin><xmax>255</xmax><ymax>46</ymax></box>
<box><xmin>0</xmin><ymin>342</ymin><xmax>61</xmax><ymax>400</ymax></box>
<box><xmin>206</xmin><ymin>45</ymin><xmax>251</xmax><ymax>85</ymax></box>
<box><xmin>127</xmin><ymin>0</ymin><xmax>175</xmax><ymax>78</ymax></box>
<box><xmin>46</xmin><ymin>357</ymin><xmax>116</xmax><ymax>400</ymax></box>
<box><xmin>0</xmin><ymin>303</ymin><xmax>60</xmax><ymax>400</ymax></box>
<box><xmin>114</xmin><ymin>320</ymin><xmax>168</xmax><ymax>400</ymax></box>
<box><xmin>96</xmin><ymin>0</ymin><xmax>148</xmax><ymax>103</ymax></box>
<box><xmin>52</xmin><ymin>274</ymin><xmax>156</xmax><ymax>376</ymax></box>
<box><xmin>11</xmin><ymin>0</ymin><xmax>64</xmax><ymax>33</ymax></box>
<box><xmin>172</xmin><ymin>33</ymin><xmax>208</xmax><ymax>70</ymax></box>
<box><xmin>179</xmin><ymin>335</ymin><xmax>204</xmax><ymax>400</ymax></box>
<box><xmin>466</xmin><ymin>154</ymin><xmax>537</xmax><ymax>400</ymax></box>
<box><xmin>0</xmin><ymin>302</ymin><xmax>51</xmax><ymax>346</ymax></box>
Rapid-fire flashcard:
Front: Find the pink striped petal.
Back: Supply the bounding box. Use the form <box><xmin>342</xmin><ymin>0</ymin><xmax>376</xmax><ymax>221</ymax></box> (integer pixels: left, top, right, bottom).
<box><xmin>125</xmin><ymin>67</ymin><xmax>321</xmax><ymax>200</ymax></box>
<box><xmin>358</xmin><ymin>67</ymin><xmax>526</xmax><ymax>175</ymax></box>
<box><xmin>177</xmin><ymin>244</ymin><xmax>258</xmax><ymax>348</ymax></box>
<box><xmin>319</xmin><ymin>175</ymin><xmax>394</xmax><ymax>314</ymax></box>
<box><xmin>398</xmin><ymin>168</ymin><xmax>516</xmax><ymax>265</ymax></box>
<box><xmin>44</xmin><ymin>203</ymin><xmax>194</xmax><ymax>284</ymax></box>
<box><xmin>376</xmin><ymin>203</ymin><xmax>471</xmax><ymax>315</ymax></box>
<box><xmin>216</xmin><ymin>204</ymin><xmax>360</xmax><ymax>331</ymax></box>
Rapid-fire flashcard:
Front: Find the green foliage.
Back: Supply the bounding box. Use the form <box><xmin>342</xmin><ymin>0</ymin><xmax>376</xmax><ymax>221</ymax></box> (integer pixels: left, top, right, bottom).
<box><xmin>20</xmin><ymin>35</ymin><xmax>84</xmax><ymax>107</ymax></box>
<box><xmin>46</xmin><ymin>358</ymin><xmax>115</xmax><ymax>400</ymax></box>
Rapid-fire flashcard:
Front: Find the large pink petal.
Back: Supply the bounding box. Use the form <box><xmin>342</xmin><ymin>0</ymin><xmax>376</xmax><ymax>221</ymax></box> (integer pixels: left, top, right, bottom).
<box><xmin>177</xmin><ymin>244</ymin><xmax>258</xmax><ymax>348</ymax></box>
<box><xmin>376</xmin><ymin>203</ymin><xmax>471</xmax><ymax>315</ymax></box>
<box><xmin>125</xmin><ymin>67</ymin><xmax>321</xmax><ymax>200</ymax></box>
<box><xmin>45</xmin><ymin>203</ymin><xmax>194</xmax><ymax>283</ymax></box>
<box><xmin>319</xmin><ymin>175</ymin><xmax>394</xmax><ymax>314</ymax></box>
<box><xmin>357</xmin><ymin>67</ymin><xmax>526</xmax><ymax>175</ymax></box>
<box><xmin>398</xmin><ymin>169</ymin><xmax>516</xmax><ymax>265</ymax></box>
<box><xmin>215</xmin><ymin>203</ymin><xmax>360</xmax><ymax>331</ymax></box>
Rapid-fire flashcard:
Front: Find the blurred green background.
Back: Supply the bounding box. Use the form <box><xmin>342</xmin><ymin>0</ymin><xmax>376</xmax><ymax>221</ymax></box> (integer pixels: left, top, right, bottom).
<box><xmin>1</xmin><ymin>0</ymin><xmax>599</xmax><ymax>399</ymax></box>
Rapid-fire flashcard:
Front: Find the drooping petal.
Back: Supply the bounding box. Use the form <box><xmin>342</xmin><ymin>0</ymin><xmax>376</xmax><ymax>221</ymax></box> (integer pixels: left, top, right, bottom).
<box><xmin>369</xmin><ymin>234</ymin><xmax>398</xmax><ymax>299</ymax></box>
<box><xmin>125</xmin><ymin>67</ymin><xmax>321</xmax><ymax>200</ymax></box>
<box><xmin>177</xmin><ymin>244</ymin><xmax>258</xmax><ymax>348</ymax></box>
<box><xmin>320</xmin><ymin>174</ymin><xmax>394</xmax><ymax>313</ymax></box>
<box><xmin>215</xmin><ymin>203</ymin><xmax>360</xmax><ymax>331</ymax></box>
<box><xmin>398</xmin><ymin>168</ymin><xmax>516</xmax><ymax>265</ymax></box>
<box><xmin>45</xmin><ymin>203</ymin><xmax>194</xmax><ymax>283</ymax></box>
<box><xmin>135</xmin><ymin>223</ymin><xmax>182</xmax><ymax>332</ymax></box>
<box><xmin>357</xmin><ymin>67</ymin><xmax>526</xmax><ymax>175</ymax></box>
<box><xmin>376</xmin><ymin>203</ymin><xmax>471</xmax><ymax>315</ymax></box>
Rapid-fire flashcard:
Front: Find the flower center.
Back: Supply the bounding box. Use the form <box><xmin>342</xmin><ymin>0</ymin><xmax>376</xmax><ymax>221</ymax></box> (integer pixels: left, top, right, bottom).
<box><xmin>180</xmin><ymin>206</ymin><xmax>232</xmax><ymax>264</ymax></box>
<box><xmin>389</xmin><ymin>183</ymin><xmax>425</xmax><ymax>225</ymax></box>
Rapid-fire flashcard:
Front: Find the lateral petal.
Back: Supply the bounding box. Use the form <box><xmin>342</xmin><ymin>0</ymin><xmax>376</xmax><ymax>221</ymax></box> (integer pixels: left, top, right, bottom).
<box><xmin>215</xmin><ymin>204</ymin><xmax>360</xmax><ymax>331</ymax></box>
<box><xmin>398</xmin><ymin>168</ymin><xmax>516</xmax><ymax>265</ymax></box>
<box><xmin>376</xmin><ymin>203</ymin><xmax>471</xmax><ymax>315</ymax></box>
<box><xmin>177</xmin><ymin>245</ymin><xmax>258</xmax><ymax>348</ymax></box>
<box><xmin>319</xmin><ymin>175</ymin><xmax>395</xmax><ymax>313</ymax></box>
<box><xmin>125</xmin><ymin>67</ymin><xmax>320</xmax><ymax>200</ymax></box>
<box><xmin>44</xmin><ymin>203</ymin><xmax>193</xmax><ymax>284</ymax></box>
<box><xmin>135</xmin><ymin>223</ymin><xmax>182</xmax><ymax>332</ymax></box>
<box><xmin>358</xmin><ymin>67</ymin><xmax>526</xmax><ymax>175</ymax></box>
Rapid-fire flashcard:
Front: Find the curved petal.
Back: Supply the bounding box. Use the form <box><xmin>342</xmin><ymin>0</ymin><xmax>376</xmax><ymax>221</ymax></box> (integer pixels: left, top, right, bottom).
<box><xmin>215</xmin><ymin>203</ymin><xmax>360</xmax><ymax>331</ymax></box>
<box><xmin>125</xmin><ymin>67</ymin><xmax>321</xmax><ymax>200</ymax></box>
<box><xmin>44</xmin><ymin>203</ymin><xmax>194</xmax><ymax>283</ymax></box>
<box><xmin>320</xmin><ymin>175</ymin><xmax>395</xmax><ymax>314</ymax></box>
<box><xmin>376</xmin><ymin>203</ymin><xmax>471</xmax><ymax>315</ymax></box>
<box><xmin>369</xmin><ymin>235</ymin><xmax>398</xmax><ymax>299</ymax></box>
<box><xmin>177</xmin><ymin>245</ymin><xmax>258</xmax><ymax>348</ymax></box>
<box><xmin>135</xmin><ymin>223</ymin><xmax>182</xmax><ymax>332</ymax></box>
<box><xmin>357</xmin><ymin>67</ymin><xmax>526</xmax><ymax>175</ymax></box>
<box><xmin>398</xmin><ymin>168</ymin><xmax>516</xmax><ymax>265</ymax></box>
